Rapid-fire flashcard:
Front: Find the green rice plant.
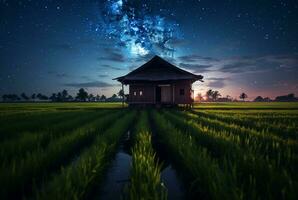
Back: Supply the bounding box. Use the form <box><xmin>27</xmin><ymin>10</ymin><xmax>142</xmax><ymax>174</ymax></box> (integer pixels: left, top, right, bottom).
<box><xmin>175</xmin><ymin>110</ymin><xmax>298</xmax><ymax>170</ymax></box>
<box><xmin>151</xmin><ymin>110</ymin><xmax>240</xmax><ymax>200</ymax></box>
<box><xmin>0</xmin><ymin>110</ymin><xmax>123</xmax><ymax>199</ymax></box>
<box><xmin>34</xmin><ymin>110</ymin><xmax>136</xmax><ymax>200</ymax></box>
<box><xmin>164</xmin><ymin>110</ymin><xmax>298</xmax><ymax>200</ymax></box>
<box><xmin>0</xmin><ymin>110</ymin><xmax>92</xmax><ymax>141</ymax></box>
<box><xmin>178</xmin><ymin>110</ymin><xmax>298</xmax><ymax>154</ymax></box>
<box><xmin>127</xmin><ymin>111</ymin><xmax>167</xmax><ymax>200</ymax></box>
<box><xmin>0</xmin><ymin>110</ymin><xmax>111</xmax><ymax>163</ymax></box>
<box><xmin>192</xmin><ymin>110</ymin><xmax>298</xmax><ymax>141</ymax></box>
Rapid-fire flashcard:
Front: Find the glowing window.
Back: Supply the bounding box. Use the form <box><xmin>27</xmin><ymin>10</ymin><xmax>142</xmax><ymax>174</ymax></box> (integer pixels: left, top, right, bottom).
<box><xmin>133</xmin><ymin>91</ymin><xmax>137</xmax><ymax>96</ymax></box>
<box><xmin>140</xmin><ymin>91</ymin><xmax>143</xmax><ymax>96</ymax></box>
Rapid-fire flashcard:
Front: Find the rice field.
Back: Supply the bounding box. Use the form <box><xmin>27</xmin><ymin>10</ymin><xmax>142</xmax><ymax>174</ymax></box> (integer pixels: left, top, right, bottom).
<box><xmin>0</xmin><ymin>102</ymin><xmax>297</xmax><ymax>200</ymax></box>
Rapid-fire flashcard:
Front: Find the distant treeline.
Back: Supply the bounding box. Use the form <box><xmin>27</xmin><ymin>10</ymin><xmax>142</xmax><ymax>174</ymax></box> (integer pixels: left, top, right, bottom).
<box><xmin>196</xmin><ymin>89</ymin><xmax>298</xmax><ymax>102</ymax></box>
<box><xmin>2</xmin><ymin>88</ymin><xmax>297</xmax><ymax>102</ymax></box>
<box><xmin>254</xmin><ymin>93</ymin><xmax>298</xmax><ymax>102</ymax></box>
<box><xmin>1</xmin><ymin>88</ymin><xmax>124</xmax><ymax>102</ymax></box>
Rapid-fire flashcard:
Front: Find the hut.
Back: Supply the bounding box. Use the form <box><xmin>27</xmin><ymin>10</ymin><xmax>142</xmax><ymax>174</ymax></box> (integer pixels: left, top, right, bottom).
<box><xmin>114</xmin><ymin>55</ymin><xmax>203</xmax><ymax>106</ymax></box>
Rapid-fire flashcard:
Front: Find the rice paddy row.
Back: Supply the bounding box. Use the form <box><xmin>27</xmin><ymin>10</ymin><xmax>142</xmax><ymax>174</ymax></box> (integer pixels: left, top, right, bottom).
<box><xmin>0</xmin><ymin>103</ymin><xmax>297</xmax><ymax>199</ymax></box>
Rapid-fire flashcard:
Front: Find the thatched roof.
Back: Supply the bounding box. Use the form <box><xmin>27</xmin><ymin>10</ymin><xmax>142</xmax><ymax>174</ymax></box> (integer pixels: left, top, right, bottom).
<box><xmin>114</xmin><ymin>56</ymin><xmax>203</xmax><ymax>84</ymax></box>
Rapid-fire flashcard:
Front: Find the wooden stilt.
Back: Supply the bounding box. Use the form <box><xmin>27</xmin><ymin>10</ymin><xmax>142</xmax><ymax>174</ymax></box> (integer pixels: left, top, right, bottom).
<box><xmin>122</xmin><ymin>83</ymin><xmax>124</xmax><ymax>108</ymax></box>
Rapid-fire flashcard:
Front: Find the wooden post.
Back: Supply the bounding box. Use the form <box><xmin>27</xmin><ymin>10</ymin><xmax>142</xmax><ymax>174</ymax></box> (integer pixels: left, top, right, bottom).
<box><xmin>122</xmin><ymin>83</ymin><xmax>124</xmax><ymax>108</ymax></box>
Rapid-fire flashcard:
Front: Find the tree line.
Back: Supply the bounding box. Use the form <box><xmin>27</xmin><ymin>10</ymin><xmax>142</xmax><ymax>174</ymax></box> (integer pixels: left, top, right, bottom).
<box><xmin>196</xmin><ymin>89</ymin><xmax>298</xmax><ymax>102</ymax></box>
<box><xmin>1</xmin><ymin>88</ymin><xmax>124</xmax><ymax>102</ymax></box>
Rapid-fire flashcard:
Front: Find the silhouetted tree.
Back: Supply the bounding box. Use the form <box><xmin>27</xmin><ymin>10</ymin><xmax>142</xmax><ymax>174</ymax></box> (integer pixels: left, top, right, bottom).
<box><xmin>275</xmin><ymin>93</ymin><xmax>297</xmax><ymax>102</ymax></box>
<box><xmin>211</xmin><ymin>91</ymin><xmax>221</xmax><ymax>101</ymax></box>
<box><xmin>96</xmin><ymin>94</ymin><xmax>100</xmax><ymax>101</ymax></box>
<box><xmin>31</xmin><ymin>93</ymin><xmax>36</xmax><ymax>100</ymax></box>
<box><xmin>68</xmin><ymin>95</ymin><xmax>74</xmax><ymax>101</ymax></box>
<box><xmin>21</xmin><ymin>93</ymin><xmax>29</xmax><ymax>100</ymax></box>
<box><xmin>263</xmin><ymin>97</ymin><xmax>271</xmax><ymax>102</ymax></box>
<box><xmin>49</xmin><ymin>93</ymin><xmax>57</xmax><ymax>101</ymax></box>
<box><xmin>88</xmin><ymin>94</ymin><xmax>94</xmax><ymax>101</ymax></box>
<box><xmin>111</xmin><ymin>94</ymin><xmax>117</xmax><ymax>99</ymax></box>
<box><xmin>36</xmin><ymin>93</ymin><xmax>48</xmax><ymax>100</ymax></box>
<box><xmin>3</xmin><ymin>94</ymin><xmax>20</xmax><ymax>101</ymax></box>
<box><xmin>57</xmin><ymin>92</ymin><xmax>62</xmax><ymax>101</ymax></box>
<box><xmin>254</xmin><ymin>96</ymin><xmax>264</xmax><ymax>102</ymax></box>
<box><xmin>62</xmin><ymin>90</ymin><xmax>68</xmax><ymax>101</ymax></box>
<box><xmin>2</xmin><ymin>94</ymin><xmax>8</xmax><ymax>101</ymax></box>
<box><xmin>206</xmin><ymin>89</ymin><xmax>213</xmax><ymax>101</ymax></box>
<box><xmin>239</xmin><ymin>93</ymin><xmax>248</xmax><ymax>101</ymax></box>
<box><xmin>76</xmin><ymin>88</ymin><xmax>88</xmax><ymax>101</ymax></box>
<box><xmin>100</xmin><ymin>95</ymin><xmax>106</xmax><ymax>101</ymax></box>
<box><xmin>37</xmin><ymin>93</ymin><xmax>43</xmax><ymax>100</ymax></box>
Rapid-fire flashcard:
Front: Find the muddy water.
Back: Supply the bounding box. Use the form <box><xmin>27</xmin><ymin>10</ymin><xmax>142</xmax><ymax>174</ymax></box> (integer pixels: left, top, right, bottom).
<box><xmin>93</xmin><ymin>130</ymin><xmax>184</xmax><ymax>199</ymax></box>
<box><xmin>94</xmin><ymin>151</ymin><xmax>131</xmax><ymax>199</ymax></box>
<box><xmin>92</xmin><ymin>131</ymin><xmax>132</xmax><ymax>200</ymax></box>
<box><xmin>152</xmin><ymin>125</ymin><xmax>185</xmax><ymax>199</ymax></box>
<box><xmin>161</xmin><ymin>164</ymin><xmax>184</xmax><ymax>200</ymax></box>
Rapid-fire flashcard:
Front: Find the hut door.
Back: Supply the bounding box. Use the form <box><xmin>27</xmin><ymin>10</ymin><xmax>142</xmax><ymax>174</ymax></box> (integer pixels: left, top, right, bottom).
<box><xmin>160</xmin><ymin>85</ymin><xmax>171</xmax><ymax>103</ymax></box>
<box><xmin>155</xmin><ymin>86</ymin><xmax>161</xmax><ymax>103</ymax></box>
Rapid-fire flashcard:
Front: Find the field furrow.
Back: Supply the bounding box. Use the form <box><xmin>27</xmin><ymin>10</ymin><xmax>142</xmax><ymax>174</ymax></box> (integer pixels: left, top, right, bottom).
<box><xmin>0</xmin><ymin>110</ymin><xmax>112</xmax><ymax>163</ymax></box>
<box><xmin>127</xmin><ymin>110</ymin><xmax>167</xmax><ymax>200</ymax></box>
<box><xmin>160</xmin><ymin>110</ymin><xmax>297</xmax><ymax>199</ymax></box>
<box><xmin>33</xmin><ymin>111</ymin><xmax>136</xmax><ymax>200</ymax></box>
<box><xmin>1</xmin><ymin>102</ymin><xmax>297</xmax><ymax>199</ymax></box>
<box><xmin>0</xmin><ymin>110</ymin><xmax>123</xmax><ymax>199</ymax></box>
<box><xmin>193</xmin><ymin>110</ymin><xmax>298</xmax><ymax>140</ymax></box>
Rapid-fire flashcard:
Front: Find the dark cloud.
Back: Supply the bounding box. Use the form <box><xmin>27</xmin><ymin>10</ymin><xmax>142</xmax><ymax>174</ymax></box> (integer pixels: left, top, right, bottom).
<box><xmin>178</xmin><ymin>54</ymin><xmax>219</xmax><ymax>63</ymax></box>
<box><xmin>64</xmin><ymin>81</ymin><xmax>115</xmax><ymax>88</ymax></box>
<box><xmin>98</xmin><ymin>74</ymin><xmax>109</xmax><ymax>78</ymax></box>
<box><xmin>207</xmin><ymin>77</ymin><xmax>229</xmax><ymax>81</ymax></box>
<box><xmin>80</xmin><ymin>75</ymin><xmax>93</xmax><ymax>81</ymax></box>
<box><xmin>207</xmin><ymin>80</ymin><xmax>226</xmax><ymax>88</ymax></box>
<box><xmin>207</xmin><ymin>81</ymin><xmax>225</xmax><ymax>88</ymax></box>
<box><xmin>98</xmin><ymin>64</ymin><xmax>122</xmax><ymax>71</ymax></box>
<box><xmin>98</xmin><ymin>48</ymin><xmax>126</xmax><ymax>62</ymax></box>
<box><xmin>206</xmin><ymin>77</ymin><xmax>230</xmax><ymax>89</ymax></box>
<box><xmin>128</xmin><ymin>65</ymin><xmax>138</xmax><ymax>71</ymax></box>
<box><xmin>179</xmin><ymin>63</ymin><xmax>213</xmax><ymax>73</ymax></box>
<box><xmin>219</xmin><ymin>54</ymin><xmax>298</xmax><ymax>73</ymax></box>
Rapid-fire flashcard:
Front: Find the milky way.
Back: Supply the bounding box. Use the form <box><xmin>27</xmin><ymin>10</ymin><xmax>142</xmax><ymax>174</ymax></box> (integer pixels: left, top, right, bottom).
<box><xmin>95</xmin><ymin>0</ymin><xmax>181</xmax><ymax>56</ymax></box>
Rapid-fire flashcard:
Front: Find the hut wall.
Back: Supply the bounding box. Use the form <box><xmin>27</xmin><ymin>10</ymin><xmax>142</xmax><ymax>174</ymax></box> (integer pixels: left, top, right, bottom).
<box><xmin>128</xmin><ymin>84</ymin><xmax>155</xmax><ymax>104</ymax></box>
<box><xmin>173</xmin><ymin>80</ymin><xmax>193</xmax><ymax>104</ymax></box>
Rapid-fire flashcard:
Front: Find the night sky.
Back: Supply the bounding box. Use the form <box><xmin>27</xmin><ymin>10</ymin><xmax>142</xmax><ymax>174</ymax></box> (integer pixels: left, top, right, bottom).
<box><xmin>1</xmin><ymin>0</ymin><xmax>298</xmax><ymax>100</ymax></box>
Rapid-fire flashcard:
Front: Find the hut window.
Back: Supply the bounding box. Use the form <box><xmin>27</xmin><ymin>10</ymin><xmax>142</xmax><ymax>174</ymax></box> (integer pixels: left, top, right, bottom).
<box><xmin>140</xmin><ymin>91</ymin><xmax>143</xmax><ymax>96</ymax></box>
<box><xmin>180</xmin><ymin>89</ymin><xmax>185</xmax><ymax>95</ymax></box>
<box><xmin>133</xmin><ymin>91</ymin><xmax>137</xmax><ymax>96</ymax></box>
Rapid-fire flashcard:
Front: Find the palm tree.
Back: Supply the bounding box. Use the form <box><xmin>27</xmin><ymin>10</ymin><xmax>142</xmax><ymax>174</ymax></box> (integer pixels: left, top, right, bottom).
<box><xmin>206</xmin><ymin>89</ymin><xmax>213</xmax><ymax>101</ymax></box>
<box><xmin>239</xmin><ymin>93</ymin><xmax>248</xmax><ymax>101</ymax></box>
